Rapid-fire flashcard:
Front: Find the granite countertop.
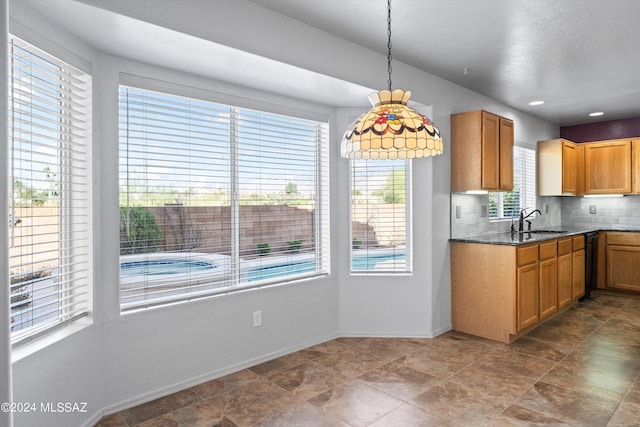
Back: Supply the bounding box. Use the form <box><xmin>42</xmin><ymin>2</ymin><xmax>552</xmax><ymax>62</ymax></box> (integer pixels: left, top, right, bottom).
<box><xmin>450</xmin><ymin>226</ymin><xmax>640</xmax><ymax>246</ymax></box>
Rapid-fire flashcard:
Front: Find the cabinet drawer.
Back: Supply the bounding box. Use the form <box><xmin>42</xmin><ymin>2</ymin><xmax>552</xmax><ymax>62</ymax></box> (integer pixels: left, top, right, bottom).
<box><xmin>573</xmin><ymin>235</ymin><xmax>585</xmax><ymax>250</ymax></box>
<box><xmin>558</xmin><ymin>238</ymin><xmax>572</xmax><ymax>255</ymax></box>
<box><xmin>518</xmin><ymin>245</ymin><xmax>539</xmax><ymax>266</ymax></box>
<box><xmin>606</xmin><ymin>232</ymin><xmax>640</xmax><ymax>246</ymax></box>
<box><xmin>539</xmin><ymin>241</ymin><xmax>557</xmax><ymax>260</ymax></box>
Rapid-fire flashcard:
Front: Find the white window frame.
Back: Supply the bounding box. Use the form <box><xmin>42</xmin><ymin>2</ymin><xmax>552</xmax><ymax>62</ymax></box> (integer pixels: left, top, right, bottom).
<box><xmin>118</xmin><ymin>81</ymin><xmax>330</xmax><ymax>311</ymax></box>
<box><xmin>8</xmin><ymin>35</ymin><xmax>92</xmax><ymax>345</ymax></box>
<box><xmin>349</xmin><ymin>159</ymin><xmax>413</xmax><ymax>275</ymax></box>
<box><xmin>489</xmin><ymin>146</ymin><xmax>537</xmax><ymax>220</ymax></box>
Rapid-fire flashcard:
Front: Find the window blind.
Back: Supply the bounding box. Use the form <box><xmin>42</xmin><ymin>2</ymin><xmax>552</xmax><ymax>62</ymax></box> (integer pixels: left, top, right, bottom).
<box><xmin>8</xmin><ymin>36</ymin><xmax>92</xmax><ymax>344</ymax></box>
<box><xmin>350</xmin><ymin>159</ymin><xmax>411</xmax><ymax>273</ymax></box>
<box><xmin>489</xmin><ymin>146</ymin><xmax>537</xmax><ymax>219</ymax></box>
<box><xmin>119</xmin><ymin>86</ymin><xmax>329</xmax><ymax>311</ymax></box>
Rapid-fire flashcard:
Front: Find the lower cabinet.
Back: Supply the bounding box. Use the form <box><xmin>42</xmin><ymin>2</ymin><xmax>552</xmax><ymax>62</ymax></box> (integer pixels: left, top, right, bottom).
<box><xmin>573</xmin><ymin>249</ymin><xmax>586</xmax><ymax>298</ymax></box>
<box><xmin>538</xmin><ymin>241</ymin><xmax>558</xmax><ymax>321</ymax></box>
<box><xmin>517</xmin><ymin>263</ymin><xmax>539</xmax><ymax>331</ymax></box>
<box><xmin>600</xmin><ymin>232</ymin><xmax>640</xmax><ymax>292</ymax></box>
<box><xmin>557</xmin><ymin>238</ymin><xmax>573</xmax><ymax>308</ymax></box>
<box><xmin>451</xmin><ymin>236</ymin><xmax>585</xmax><ymax>343</ymax></box>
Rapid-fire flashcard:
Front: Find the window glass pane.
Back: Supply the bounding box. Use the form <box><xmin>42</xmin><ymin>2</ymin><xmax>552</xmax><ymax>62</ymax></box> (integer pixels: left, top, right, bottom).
<box><xmin>8</xmin><ymin>36</ymin><xmax>92</xmax><ymax>343</ymax></box>
<box><xmin>119</xmin><ymin>86</ymin><xmax>329</xmax><ymax>310</ymax></box>
<box><xmin>489</xmin><ymin>146</ymin><xmax>536</xmax><ymax>220</ymax></box>
<box><xmin>238</xmin><ymin>111</ymin><xmax>324</xmax><ymax>282</ymax></box>
<box><xmin>350</xmin><ymin>160</ymin><xmax>411</xmax><ymax>273</ymax></box>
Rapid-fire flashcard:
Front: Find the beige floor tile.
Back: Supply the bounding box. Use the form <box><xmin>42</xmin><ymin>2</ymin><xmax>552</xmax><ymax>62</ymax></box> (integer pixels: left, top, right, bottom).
<box><xmin>94</xmin><ymin>291</ymin><xmax>639</xmax><ymax>427</ymax></box>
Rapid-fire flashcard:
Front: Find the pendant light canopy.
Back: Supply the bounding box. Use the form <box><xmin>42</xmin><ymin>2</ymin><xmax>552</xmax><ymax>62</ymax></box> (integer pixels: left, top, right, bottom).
<box><xmin>341</xmin><ymin>0</ymin><xmax>443</xmax><ymax>160</ymax></box>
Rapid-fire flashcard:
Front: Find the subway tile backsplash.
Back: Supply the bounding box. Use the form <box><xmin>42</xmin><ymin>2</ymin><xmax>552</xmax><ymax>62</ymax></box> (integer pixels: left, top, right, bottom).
<box><xmin>450</xmin><ymin>193</ymin><xmax>560</xmax><ymax>238</ymax></box>
<box><xmin>451</xmin><ymin>193</ymin><xmax>640</xmax><ymax>238</ymax></box>
<box><xmin>561</xmin><ymin>195</ymin><xmax>640</xmax><ymax>227</ymax></box>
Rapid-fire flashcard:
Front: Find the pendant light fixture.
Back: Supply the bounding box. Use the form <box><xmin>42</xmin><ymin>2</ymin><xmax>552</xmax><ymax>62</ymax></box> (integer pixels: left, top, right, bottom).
<box><xmin>341</xmin><ymin>0</ymin><xmax>443</xmax><ymax>160</ymax></box>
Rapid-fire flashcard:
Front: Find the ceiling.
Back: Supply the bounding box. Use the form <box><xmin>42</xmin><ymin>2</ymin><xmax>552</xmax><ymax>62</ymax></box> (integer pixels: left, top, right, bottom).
<box><xmin>250</xmin><ymin>0</ymin><xmax>640</xmax><ymax>126</ymax></box>
<box><xmin>15</xmin><ymin>0</ymin><xmax>640</xmax><ymax>126</ymax></box>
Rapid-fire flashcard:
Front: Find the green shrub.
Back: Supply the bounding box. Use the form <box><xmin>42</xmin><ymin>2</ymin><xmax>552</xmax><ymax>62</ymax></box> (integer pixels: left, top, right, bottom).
<box><xmin>257</xmin><ymin>243</ymin><xmax>270</xmax><ymax>256</ymax></box>
<box><xmin>287</xmin><ymin>240</ymin><xmax>303</xmax><ymax>253</ymax></box>
<box><xmin>120</xmin><ymin>207</ymin><xmax>161</xmax><ymax>255</ymax></box>
<box><xmin>352</xmin><ymin>238</ymin><xmax>362</xmax><ymax>249</ymax></box>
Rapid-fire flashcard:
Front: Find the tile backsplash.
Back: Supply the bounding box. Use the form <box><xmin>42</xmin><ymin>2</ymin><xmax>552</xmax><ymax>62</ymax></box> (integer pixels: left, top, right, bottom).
<box><xmin>451</xmin><ymin>193</ymin><xmax>640</xmax><ymax>238</ymax></box>
<box><xmin>450</xmin><ymin>193</ymin><xmax>560</xmax><ymax>238</ymax></box>
<box><xmin>561</xmin><ymin>195</ymin><xmax>640</xmax><ymax>227</ymax></box>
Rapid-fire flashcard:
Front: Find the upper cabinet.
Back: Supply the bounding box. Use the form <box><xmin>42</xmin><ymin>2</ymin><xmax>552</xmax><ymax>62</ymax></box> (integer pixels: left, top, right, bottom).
<box><xmin>451</xmin><ymin>110</ymin><xmax>514</xmax><ymax>192</ymax></box>
<box><xmin>584</xmin><ymin>139</ymin><xmax>632</xmax><ymax>194</ymax></box>
<box><xmin>633</xmin><ymin>140</ymin><xmax>640</xmax><ymax>194</ymax></box>
<box><xmin>537</xmin><ymin>138</ymin><xmax>584</xmax><ymax>196</ymax></box>
<box><xmin>537</xmin><ymin>137</ymin><xmax>638</xmax><ymax>196</ymax></box>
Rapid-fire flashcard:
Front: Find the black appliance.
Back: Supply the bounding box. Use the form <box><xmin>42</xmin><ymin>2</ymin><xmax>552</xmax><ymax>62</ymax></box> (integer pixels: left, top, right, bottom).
<box><xmin>583</xmin><ymin>232</ymin><xmax>598</xmax><ymax>298</ymax></box>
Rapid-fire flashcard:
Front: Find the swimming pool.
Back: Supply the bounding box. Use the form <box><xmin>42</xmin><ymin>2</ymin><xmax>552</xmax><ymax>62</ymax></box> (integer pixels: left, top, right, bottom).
<box><xmin>247</xmin><ymin>252</ymin><xmax>406</xmax><ymax>282</ymax></box>
<box><xmin>119</xmin><ymin>249</ymin><xmax>406</xmax><ymax>307</ymax></box>
<box><xmin>120</xmin><ymin>259</ymin><xmax>216</xmax><ymax>276</ymax></box>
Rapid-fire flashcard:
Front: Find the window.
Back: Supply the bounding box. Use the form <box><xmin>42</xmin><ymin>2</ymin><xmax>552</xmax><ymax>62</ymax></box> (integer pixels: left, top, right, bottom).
<box><xmin>8</xmin><ymin>36</ymin><xmax>92</xmax><ymax>344</ymax></box>
<box><xmin>119</xmin><ymin>85</ymin><xmax>329</xmax><ymax>310</ymax></box>
<box><xmin>350</xmin><ymin>159</ymin><xmax>411</xmax><ymax>273</ymax></box>
<box><xmin>489</xmin><ymin>146</ymin><xmax>536</xmax><ymax>219</ymax></box>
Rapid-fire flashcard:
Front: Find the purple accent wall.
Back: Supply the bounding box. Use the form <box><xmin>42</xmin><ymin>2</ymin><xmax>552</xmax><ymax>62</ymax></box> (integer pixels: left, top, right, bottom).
<box><xmin>560</xmin><ymin>117</ymin><xmax>640</xmax><ymax>143</ymax></box>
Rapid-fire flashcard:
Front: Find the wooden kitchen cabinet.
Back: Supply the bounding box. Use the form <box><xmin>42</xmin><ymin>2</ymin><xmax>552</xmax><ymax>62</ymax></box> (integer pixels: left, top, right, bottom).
<box><xmin>633</xmin><ymin>140</ymin><xmax>640</xmax><ymax>194</ymax></box>
<box><xmin>517</xmin><ymin>244</ymin><xmax>540</xmax><ymax>331</ymax></box>
<box><xmin>451</xmin><ymin>236</ymin><xmax>584</xmax><ymax>343</ymax></box>
<box><xmin>557</xmin><ymin>238</ymin><xmax>573</xmax><ymax>309</ymax></box>
<box><xmin>576</xmin><ymin>144</ymin><xmax>585</xmax><ymax>195</ymax></box>
<box><xmin>572</xmin><ymin>249</ymin><xmax>585</xmax><ymax>299</ymax></box>
<box><xmin>451</xmin><ymin>110</ymin><xmax>514</xmax><ymax>192</ymax></box>
<box><xmin>538</xmin><ymin>241</ymin><xmax>558</xmax><ymax>320</ymax></box>
<box><xmin>517</xmin><ymin>263</ymin><xmax>539</xmax><ymax>331</ymax></box>
<box><xmin>537</xmin><ymin>139</ymin><xmax>579</xmax><ymax>195</ymax></box>
<box><xmin>499</xmin><ymin>118</ymin><xmax>515</xmax><ymax>191</ymax></box>
<box><xmin>584</xmin><ymin>139</ymin><xmax>632</xmax><ymax>194</ymax></box>
<box><xmin>572</xmin><ymin>235</ymin><xmax>585</xmax><ymax>299</ymax></box>
<box><xmin>602</xmin><ymin>232</ymin><xmax>640</xmax><ymax>292</ymax></box>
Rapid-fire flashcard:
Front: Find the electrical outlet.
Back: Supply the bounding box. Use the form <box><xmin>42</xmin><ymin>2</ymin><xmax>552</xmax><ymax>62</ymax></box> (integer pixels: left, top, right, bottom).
<box><xmin>545</xmin><ymin>204</ymin><xmax>549</xmax><ymax>214</ymax></box>
<box><xmin>455</xmin><ymin>205</ymin><xmax>461</xmax><ymax>219</ymax></box>
<box><xmin>589</xmin><ymin>205</ymin><xmax>596</xmax><ymax>214</ymax></box>
<box><xmin>480</xmin><ymin>204</ymin><xmax>487</xmax><ymax>217</ymax></box>
<box><xmin>253</xmin><ymin>310</ymin><xmax>262</xmax><ymax>327</ymax></box>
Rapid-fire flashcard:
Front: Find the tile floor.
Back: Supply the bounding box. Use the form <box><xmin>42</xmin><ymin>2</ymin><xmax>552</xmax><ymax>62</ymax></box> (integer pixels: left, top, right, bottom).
<box><xmin>96</xmin><ymin>291</ymin><xmax>640</xmax><ymax>426</ymax></box>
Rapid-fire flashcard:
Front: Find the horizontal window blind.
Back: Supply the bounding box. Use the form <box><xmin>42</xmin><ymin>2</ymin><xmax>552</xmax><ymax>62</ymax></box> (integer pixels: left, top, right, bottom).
<box><xmin>8</xmin><ymin>36</ymin><xmax>92</xmax><ymax>344</ymax></box>
<box><xmin>489</xmin><ymin>146</ymin><xmax>537</xmax><ymax>219</ymax></box>
<box><xmin>119</xmin><ymin>86</ymin><xmax>329</xmax><ymax>310</ymax></box>
<box><xmin>350</xmin><ymin>159</ymin><xmax>411</xmax><ymax>273</ymax></box>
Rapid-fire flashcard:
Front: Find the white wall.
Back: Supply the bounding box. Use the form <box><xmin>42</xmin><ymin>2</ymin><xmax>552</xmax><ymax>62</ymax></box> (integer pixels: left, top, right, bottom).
<box><xmin>7</xmin><ymin>1</ymin><xmax>559</xmax><ymax>426</ymax></box>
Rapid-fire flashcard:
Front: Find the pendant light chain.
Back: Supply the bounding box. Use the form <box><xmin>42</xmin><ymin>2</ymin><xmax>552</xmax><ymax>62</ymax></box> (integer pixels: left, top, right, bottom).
<box><xmin>339</xmin><ymin>0</ymin><xmax>444</xmax><ymax>160</ymax></box>
<box><xmin>387</xmin><ymin>0</ymin><xmax>392</xmax><ymax>91</ymax></box>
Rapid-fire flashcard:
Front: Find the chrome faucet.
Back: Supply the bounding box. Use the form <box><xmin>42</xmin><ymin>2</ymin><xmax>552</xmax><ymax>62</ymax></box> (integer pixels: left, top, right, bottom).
<box><xmin>519</xmin><ymin>208</ymin><xmax>541</xmax><ymax>231</ymax></box>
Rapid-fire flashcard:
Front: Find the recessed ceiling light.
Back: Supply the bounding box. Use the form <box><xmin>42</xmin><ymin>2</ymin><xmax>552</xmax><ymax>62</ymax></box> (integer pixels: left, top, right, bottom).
<box><xmin>589</xmin><ymin>112</ymin><xmax>604</xmax><ymax>117</ymax></box>
<box><xmin>529</xmin><ymin>100</ymin><xmax>544</xmax><ymax>106</ymax></box>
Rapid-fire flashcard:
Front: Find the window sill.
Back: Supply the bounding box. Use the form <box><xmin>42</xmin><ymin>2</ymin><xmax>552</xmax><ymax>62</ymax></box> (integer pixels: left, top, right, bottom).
<box><xmin>12</xmin><ymin>316</ymin><xmax>93</xmax><ymax>363</ymax></box>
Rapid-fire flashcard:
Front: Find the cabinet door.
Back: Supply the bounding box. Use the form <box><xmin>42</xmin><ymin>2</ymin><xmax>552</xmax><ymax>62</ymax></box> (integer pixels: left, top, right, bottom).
<box><xmin>517</xmin><ymin>263</ymin><xmax>539</xmax><ymax>331</ymax></box>
<box><xmin>562</xmin><ymin>141</ymin><xmax>577</xmax><ymax>194</ymax></box>
<box><xmin>539</xmin><ymin>257</ymin><xmax>558</xmax><ymax>319</ymax></box>
<box><xmin>499</xmin><ymin>118</ymin><xmax>514</xmax><ymax>191</ymax></box>
<box><xmin>557</xmin><ymin>253</ymin><xmax>573</xmax><ymax>308</ymax></box>
<box><xmin>633</xmin><ymin>140</ymin><xmax>639</xmax><ymax>194</ymax></box>
<box><xmin>576</xmin><ymin>144</ymin><xmax>585</xmax><ymax>195</ymax></box>
<box><xmin>481</xmin><ymin>111</ymin><xmax>500</xmax><ymax>190</ymax></box>
<box><xmin>585</xmin><ymin>140</ymin><xmax>632</xmax><ymax>194</ymax></box>
<box><xmin>572</xmin><ymin>249</ymin><xmax>585</xmax><ymax>299</ymax></box>
<box><xmin>606</xmin><ymin>245</ymin><xmax>640</xmax><ymax>292</ymax></box>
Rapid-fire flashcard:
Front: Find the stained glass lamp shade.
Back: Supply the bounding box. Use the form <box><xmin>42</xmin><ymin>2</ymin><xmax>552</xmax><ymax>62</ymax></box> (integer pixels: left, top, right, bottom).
<box><xmin>341</xmin><ymin>89</ymin><xmax>443</xmax><ymax>160</ymax></box>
